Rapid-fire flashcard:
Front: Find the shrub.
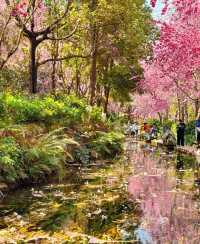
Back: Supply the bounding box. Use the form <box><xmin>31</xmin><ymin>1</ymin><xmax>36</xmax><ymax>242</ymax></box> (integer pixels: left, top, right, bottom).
<box><xmin>24</xmin><ymin>128</ymin><xmax>79</xmax><ymax>180</ymax></box>
<box><xmin>90</xmin><ymin>131</ymin><xmax>124</xmax><ymax>159</ymax></box>
<box><xmin>73</xmin><ymin>146</ymin><xmax>91</xmax><ymax>164</ymax></box>
<box><xmin>0</xmin><ymin>93</ymin><xmax>105</xmax><ymax>127</ymax></box>
<box><xmin>3</xmin><ymin>93</ymin><xmax>42</xmax><ymax>123</ymax></box>
<box><xmin>185</xmin><ymin>120</ymin><xmax>196</xmax><ymax>145</ymax></box>
<box><xmin>0</xmin><ymin>137</ymin><xmax>25</xmax><ymax>182</ymax></box>
<box><xmin>0</xmin><ymin>129</ymin><xmax>79</xmax><ymax>184</ymax></box>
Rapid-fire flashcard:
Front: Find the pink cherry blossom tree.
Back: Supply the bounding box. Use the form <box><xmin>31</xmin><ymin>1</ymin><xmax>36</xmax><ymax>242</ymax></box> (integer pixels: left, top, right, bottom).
<box><xmin>135</xmin><ymin>0</ymin><xmax>200</xmax><ymax>118</ymax></box>
<box><xmin>153</xmin><ymin>0</ymin><xmax>200</xmax><ymax>115</ymax></box>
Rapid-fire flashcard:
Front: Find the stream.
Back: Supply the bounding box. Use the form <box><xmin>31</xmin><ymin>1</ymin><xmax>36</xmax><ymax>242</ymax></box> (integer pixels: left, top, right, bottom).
<box><xmin>0</xmin><ymin>139</ymin><xmax>200</xmax><ymax>243</ymax></box>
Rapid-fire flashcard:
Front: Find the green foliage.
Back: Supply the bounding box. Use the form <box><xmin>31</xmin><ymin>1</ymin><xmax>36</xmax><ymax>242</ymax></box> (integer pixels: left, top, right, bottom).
<box><xmin>185</xmin><ymin>120</ymin><xmax>196</xmax><ymax>145</ymax></box>
<box><xmin>0</xmin><ymin>93</ymin><xmax>105</xmax><ymax>126</ymax></box>
<box><xmin>87</xmin><ymin>106</ymin><xmax>104</xmax><ymax>124</ymax></box>
<box><xmin>162</xmin><ymin>119</ymin><xmax>175</xmax><ymax>130</ymax></box>
<box><xmin>24</xmin><ymin>128</ymin><xmax>79</xmax><ymax>180</ymax></box>
<box><xmin>0</xmin><ymin>137</ymin><xmax>24</xmax><ymax>182</ymax></box>
<box><xmin>73</xmin><ymin>146</ymin><xmax>91</xmax><ymax>164</ymax></box>
<box><xmin>72</xmin><ymin>130</ymin><xmax>124</xmax><ymax>163</ymax></box>
<box><xmin>90</xmin><ymin>131</ymin><xmax>124</xmax><ymax>159</ymax></box>
<box><xmin>4</xmin><ymin>94</ymin><xmax>42</xmax><ymax>122</ymax></box>
<box><xmin>101</xmin><ymin>65</ymin><xmax>135</xmax><ymax>103</ymax></box>
<box><xmin>0</xmin><ymin>129</ymin><xmax>78</xmax><ymax>184</ymax></box>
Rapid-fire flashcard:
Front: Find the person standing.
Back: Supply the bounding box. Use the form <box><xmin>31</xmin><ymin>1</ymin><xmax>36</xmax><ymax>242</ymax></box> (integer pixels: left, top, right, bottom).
<box><xmin>143</xmin><ymin>122</ymin><xmax>151</xmax><ymax>142</ymax></box>
<box><xmin>130</xmin><ymin>122</ymin><xmax>138</xmax><ymax>138</ymax></box>
<box><xmin>150</xmin><ymin>124</ymin><xmax>157</xmax><ymax>139</ymax></box>
<box><xmin>196</xmin><ymin>116</ymin><xmax>200</xmax><ymax>148</ymax></box>
<box><xmin>143</xmin><ymin>122</ymin><xmax>149</xmax><ymax>133</ymax></box>
<box><xmin>177</xmin><ymin>119</ymin><xmax>186</xmax><ymax>146</ymax></box>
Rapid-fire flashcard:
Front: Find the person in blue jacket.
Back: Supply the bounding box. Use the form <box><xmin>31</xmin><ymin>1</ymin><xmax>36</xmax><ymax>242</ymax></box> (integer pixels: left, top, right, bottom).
<box><xmin>196</xmin><ymin>116</ymin><xmax>200</xmax><ymax>148</ymax></box>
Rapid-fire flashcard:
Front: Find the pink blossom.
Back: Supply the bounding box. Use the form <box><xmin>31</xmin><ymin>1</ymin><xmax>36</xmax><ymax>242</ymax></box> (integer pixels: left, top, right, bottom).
<box><xmin>150</xmin><ymin>0</ymin><xmax>157</xmax><ymax>8</ymax></box>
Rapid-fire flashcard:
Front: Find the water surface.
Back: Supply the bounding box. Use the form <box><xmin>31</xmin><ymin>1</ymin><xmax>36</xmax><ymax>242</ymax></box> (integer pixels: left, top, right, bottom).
<box><xmin>0</xmin><ymin>140</ymin><xmax>199</xmax><ymax>243</ymax></box>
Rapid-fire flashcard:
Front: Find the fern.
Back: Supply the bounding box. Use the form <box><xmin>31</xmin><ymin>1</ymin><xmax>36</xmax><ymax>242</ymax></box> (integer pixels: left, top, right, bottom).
<box><xmin>24</xmin><ymin>128</ymin><xmax>79</xmax><ymax>180</ymax></box>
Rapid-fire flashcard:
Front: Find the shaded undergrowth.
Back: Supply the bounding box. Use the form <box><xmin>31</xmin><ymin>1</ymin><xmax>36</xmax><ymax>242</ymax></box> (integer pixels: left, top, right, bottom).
<box><xmin>0</xmin><ymin>92</ymin><xmax>124</xmax><ymax>187</ymax></box>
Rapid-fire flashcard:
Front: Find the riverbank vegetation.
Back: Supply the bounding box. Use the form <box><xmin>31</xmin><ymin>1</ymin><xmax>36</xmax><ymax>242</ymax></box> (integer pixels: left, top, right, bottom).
<box><xmin>0</xmin><ymin>92</ymin><xmax>125</xmax><ymax>187</ymax></box>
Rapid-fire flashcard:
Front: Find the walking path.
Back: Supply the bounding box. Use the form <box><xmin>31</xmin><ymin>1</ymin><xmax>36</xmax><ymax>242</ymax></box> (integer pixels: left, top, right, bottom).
<box><xmin>127</xmin><ymin>136</ymin><xmax>200</xmax><ymax>158</ymax></box>
<box><xmin>176</xmin><ymin>145</ymin><xmax>200</xmax><ymax>156</ymax></box>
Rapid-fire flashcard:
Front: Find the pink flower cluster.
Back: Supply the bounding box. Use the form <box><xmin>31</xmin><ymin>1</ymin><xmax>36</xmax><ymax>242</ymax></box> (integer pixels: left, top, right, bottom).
<box><xmin>150</xmin><ymin>0</ymin><xmax>157</xmax><ymax>8</ymax></box>
<box><xmin>134</xmin><ymin>0</ymin><xmax>200</xmax><ymax>117</ymax></box>
<box><xmin>12</xmin><ymin>1</ymin><xmax>28</xmax><ymax>17</ymax></box>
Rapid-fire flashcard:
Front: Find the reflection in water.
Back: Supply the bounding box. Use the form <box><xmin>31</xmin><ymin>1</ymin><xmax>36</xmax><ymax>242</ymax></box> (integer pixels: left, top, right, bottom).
<box><xmin>0</xmin><ymin>160</ymin><xmax>138</xmax><ymax>242</ymax></box>
<box><xmin>128</xmin><ymin>148</ymin><xmax>200</xmax><ymax>244</ymax></box>
<box><xmin>0</xmin><ymin>141</ymin><xmax>200</xmax><ymax>243</ymax></box>
<box><xmin>176</xmin><ymin>153</ymin><xmax>185</xmax><ymax>188</ymax></box>
<box><xmin>135</xmin><ymin>227</ymin><xmax>153</xmax><ymax>244</ymax></box>
<box><xmin>176</xmin><ymin>153</ymin><xmax>184</xmax><ymax>170</ymax></box>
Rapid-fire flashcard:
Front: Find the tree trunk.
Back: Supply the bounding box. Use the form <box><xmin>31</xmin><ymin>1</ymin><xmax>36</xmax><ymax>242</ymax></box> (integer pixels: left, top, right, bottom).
<box><xmin>30</xmin><ymin>39</ymin><xmax>38</xmax><ymax>93</ymax></box>
<box><xmin>52</xmin><ymin>60</ymin><xmax>56</xmax><ymax>92</ymax></box>
<box><xmin>104</xmin><ymin>86</ymin><xmax>110</xmax><ymax>115</ymax></box>
<box><xmin>89</xmin><ymin>0</ymin><xmax>98</xmax><ymax>105</ymax></box>
<box><xmin>75</xmin><ymin>60</ymin><xmax>81</xmax><ymax>96</ymax></box>
<box><xmin>158</xmin><ymin>112</ymin><xmax>163</xmax><ymax>124</ymax></box>
<box><xmin>96</xmin><ymin>82</ymin><xmax>102</xmax><ymax>106</ymax></box>
<box><xmin>90</xmin><ymin>42</ymin><xmax>97</xmax><ymax>105</ymax></box>
<box><xmin>195</xmin><ymin>99</ymin><xmax>200</xmax><ymax>118</ymax></box>
<box><xmin>184</xmin><ymin>101</ymin><xmax>188</xmax><ymax>123</ymax></box>
<box><xmin>59</xmin><ymin>60</ymin><xmax>67</xmax><ymax>90</ymax></box>
<box><xmin>51</xmin><ymin>23</ymin><xmax>59</xmax><ymax>92</ymax></box>
<box><xmin>51</xmin><ymin>40</ymin><xmax>59</xmax><ymax>92</ymax></box>
<box><xmin>165</xmin><ymin>109</ymin><xmax>169</xmax><ymax>120</ymax></box>
<box><xmin>181</xmin><ymin>105</ymin><xmax>185</xmax><ymax>122</ymax></box>
<box><xmin>75</xmin><ymin>71</ymin><xmax>80</xmax><ymax>96</ymax></box>
<box><xmin>177</xmin><ymin>96</ymin><xmax>181</xmax><ymax>120</ymax></box>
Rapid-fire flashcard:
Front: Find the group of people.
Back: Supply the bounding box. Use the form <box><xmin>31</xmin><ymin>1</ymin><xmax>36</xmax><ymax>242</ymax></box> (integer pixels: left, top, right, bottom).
<box><xmin>126</xmin><ymin>115</ymin><xmax>200</xmax><ymax>148</ymax></box>
<box><xmin>126</xmin><ymin>122</ymin><xmax>157</xmax><ymax>141</ymax></box>
<box><xmin>143</xmin><ymin>123</ymin><xmax>157</xmax><ymax>141</ymax></box>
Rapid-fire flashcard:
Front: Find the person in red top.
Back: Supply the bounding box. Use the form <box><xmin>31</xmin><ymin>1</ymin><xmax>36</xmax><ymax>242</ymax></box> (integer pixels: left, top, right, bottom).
<box><xmin>143</xmin><ymin>123</ymin><xmax>150</xmax><ymax>133</ymax></box>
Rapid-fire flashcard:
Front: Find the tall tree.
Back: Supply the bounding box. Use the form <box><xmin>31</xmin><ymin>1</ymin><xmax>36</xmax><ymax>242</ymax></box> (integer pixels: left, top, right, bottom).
<box><xmin>83</xmin><ymin>0</ymin><xmax>154</xmax><ymax>105</ymax></box>
<box><xmin>136</xmin><ymin>0</ymin><xmax>200</xmax><ymax>118</ymax></box>
<box><xmin>5</xmin><ymin>0</ymin><xmax>81</xmax><ymax>93</ymax></box>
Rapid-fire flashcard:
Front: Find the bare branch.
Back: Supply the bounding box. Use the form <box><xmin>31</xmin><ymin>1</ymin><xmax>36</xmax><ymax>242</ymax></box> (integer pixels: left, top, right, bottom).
<box><xmin>34</xmin><ymin>0</ymin><xmax>72</xmax><ymax>36</ymax></box>
<box><xmin>0</xmin><ymin>13</ymin><xmax>12</xmax><ymax>47</ymax></box>
<box><xmin>4</xmin><ymin>0</ymin><xmax>10</xmax><ymax>6</ymax></box>
<box><xmin>159</xmin><ymin>62</ymin><xmax>197</xmax><ymax>102</ymax></box>
<box><xmin>46</xmin><ymin>23</ymin><xmax>79</xmax><ymax>41</ymax></box>
<box><xmin>0</xmin><ymin>29</ymin><xmax>23</xmax><ymax>70</ymax></box>
<box><xmin>38</xmin><ymin>53</ymin><xmax>90</xmax><ymax>67</ymax></box>
<box><xmin>174</xmin><ymin>79</ymin><xmax>196</xmax><ymax>102</ymax></box>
